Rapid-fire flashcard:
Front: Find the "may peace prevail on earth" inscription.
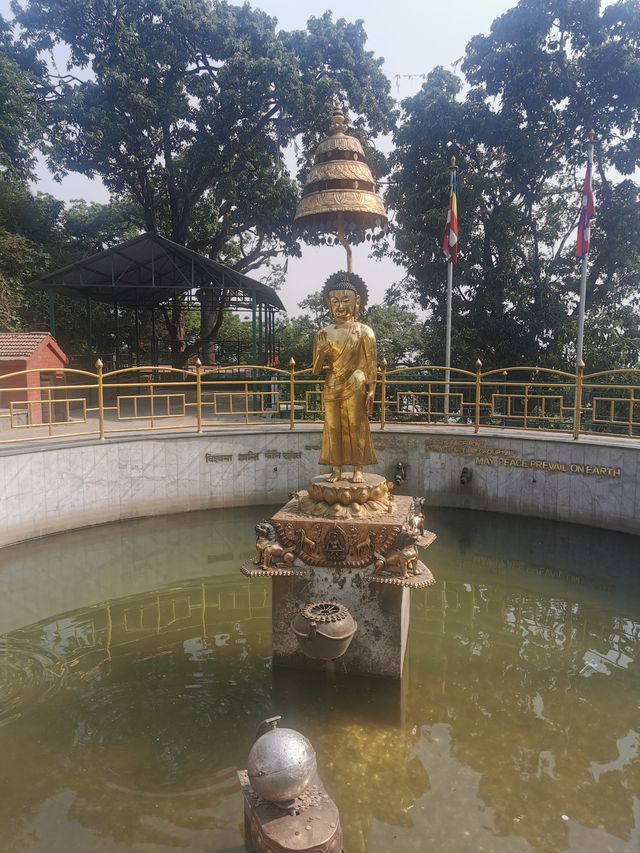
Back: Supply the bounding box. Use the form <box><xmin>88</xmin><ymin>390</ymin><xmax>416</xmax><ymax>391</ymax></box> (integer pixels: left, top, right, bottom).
<box><xmin>423</xmin><ymin>438</ymin><xmax>622</xmax><ymax>478</ymax></box>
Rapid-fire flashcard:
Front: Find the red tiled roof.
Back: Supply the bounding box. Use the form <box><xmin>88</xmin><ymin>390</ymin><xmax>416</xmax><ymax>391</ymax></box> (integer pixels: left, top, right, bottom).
<box><xmin>0</xmin><ymin>332</ymin><xmax>53</xmax><ymax>360</ymax></box>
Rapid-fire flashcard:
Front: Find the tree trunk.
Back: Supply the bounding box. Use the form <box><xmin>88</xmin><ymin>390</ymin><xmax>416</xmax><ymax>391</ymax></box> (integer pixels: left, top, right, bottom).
<box><xmin>162</xmin><ymin>296</ymin><xmax>189</xmax><ymax>369</ymax></box>
<box><xmin>197</xmin><ymin>284</ymin><xmax>228</xmax><ymax>366</ymax></box>
<box><xmin>199</xmin><ymin>288</ymin><xmax>218</xmax><ymax>366</ymax></box>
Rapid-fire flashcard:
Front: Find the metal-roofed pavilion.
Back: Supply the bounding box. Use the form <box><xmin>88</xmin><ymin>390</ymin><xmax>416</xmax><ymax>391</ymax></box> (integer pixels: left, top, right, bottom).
<box><xmin>27</xmin><ymin>232</ymin><xmax>284</xmax><ymax>367</ymax></box>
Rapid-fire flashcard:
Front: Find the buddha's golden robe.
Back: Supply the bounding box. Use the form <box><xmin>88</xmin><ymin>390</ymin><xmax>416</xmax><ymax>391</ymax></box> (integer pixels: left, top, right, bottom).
<box><xmin>313</xmin><ymin>320</ymin><xmax>377</xmax><ymax>467</ymax></box>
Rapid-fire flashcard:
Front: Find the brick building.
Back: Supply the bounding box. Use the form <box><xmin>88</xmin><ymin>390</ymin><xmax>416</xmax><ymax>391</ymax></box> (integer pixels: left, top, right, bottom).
<box><xmin>0</xmin><ymin>332</ymin><xmax>68</xmax><ymax>426</ymax></box>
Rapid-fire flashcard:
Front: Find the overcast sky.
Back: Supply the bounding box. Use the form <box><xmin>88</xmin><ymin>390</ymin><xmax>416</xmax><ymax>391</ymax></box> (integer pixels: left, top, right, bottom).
<box><xmin>2</xmin><ymin>0</ymin><xmax>518</xmax><ymax>312</ymax></box>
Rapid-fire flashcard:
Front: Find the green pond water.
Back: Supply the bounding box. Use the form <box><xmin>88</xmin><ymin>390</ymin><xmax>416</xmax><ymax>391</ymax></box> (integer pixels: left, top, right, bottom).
<box><xmin>0</xmin><ymin>505</ymin><xmax>638</xmax><ymax>853</ymax></box>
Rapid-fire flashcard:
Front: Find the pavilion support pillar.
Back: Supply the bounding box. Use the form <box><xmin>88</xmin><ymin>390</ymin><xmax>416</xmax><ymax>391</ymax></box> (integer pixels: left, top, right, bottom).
<box><xmin>134</xmin><ymin>304</ymin><xmax>141</xmax><ymax>368</ymax></box>
<box><xmin>47</xmin><ymin>288</ymin><xmax>56</xmax><ymax>339</ymax></box>
<box><xmin>251</xmin><ymin>291</ymin><xmax>257</xmax><ymax>363</ymax></box>
<box><xmin>151</xmin><ymin>307</ymin><xmax>157</xmax><ymax>367</ymax></box>
<box><xmin>87</xmin><ymin>297</ymin><xmax>93</xmax><ymax>366</ymax></box>
<box><xmin>114</xmin><ymin>303</ymin><xmax>120</xmax><ymax>370</ymax></box>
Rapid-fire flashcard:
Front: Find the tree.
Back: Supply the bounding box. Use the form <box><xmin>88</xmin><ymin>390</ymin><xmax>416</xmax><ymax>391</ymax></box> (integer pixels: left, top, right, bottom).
<box><xmin>0</xmin><ymin>14</ymin><xmax>44</xmax><ymax>181</ymax></box>
<box><xmin>15</xmin><ymin>0</ymin><xmax>395</xmax><ymax>366</ymax></box>
<box><xmin>0</xmin><ymin>178</ymin><xmax>65</xmax><ymax>331</ymax></box>
<box><xmin>0</xmin><ymin>174</ymin><xmax>141</xmax><ymax>352</ymax></box>
<box><xmin>386</xmin><ymin>0</ymin><xmax>640</xmax><ymax>371</ymax></box>
<box><xmin>365</xmin><ymin>302</ymin><xmax>424</xmax><ymax>367</ymax></box>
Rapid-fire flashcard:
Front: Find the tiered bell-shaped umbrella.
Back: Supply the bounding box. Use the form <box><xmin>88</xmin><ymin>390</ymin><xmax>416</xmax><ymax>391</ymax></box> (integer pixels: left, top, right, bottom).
<box><xmin>293</xmin><ymin>104</ymin><xmax>387</xmax><ymax>272</ymax></box>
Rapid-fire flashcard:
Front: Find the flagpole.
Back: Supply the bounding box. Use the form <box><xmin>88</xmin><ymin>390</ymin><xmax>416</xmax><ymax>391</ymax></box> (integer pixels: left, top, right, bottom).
<box><xmin>445</xmin><ymin>259</ymin><xmax>453</xmax><ymax>414</ymax></box>
<box><xmin>444</xmin><ymin>156</ymin><xmax>456</xmax><ymax>417</ymax></box>
<box><xmin>576</xmin><ymin>131</ymin><xmax>595</xmax><ymax>367</ymax></box>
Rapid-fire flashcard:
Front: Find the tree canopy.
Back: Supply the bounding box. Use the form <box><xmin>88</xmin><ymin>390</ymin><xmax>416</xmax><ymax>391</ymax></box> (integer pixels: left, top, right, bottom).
<box><xmin>0</xmin><ymin>13</ymin><xmax>44</xmax><ymax>180</ymax></box>
<box><xmin>13</xmin><ymin>0</ymin><xmax>395</xmax><ymax>364</ymax></box>
<box><xmin>2</xmin><ymin>0</ymin><xmax>640</xmax><ymax>372</ymax></box>
<box><xmin>386</xmin><ymin>0</ymin><xmax>640</xmax><ymax>370</ymax></box>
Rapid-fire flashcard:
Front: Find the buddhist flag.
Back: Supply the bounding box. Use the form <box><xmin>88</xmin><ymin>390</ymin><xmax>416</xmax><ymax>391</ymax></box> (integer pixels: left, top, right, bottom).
<box><xmin>442</xmin><ymin>166</ymin><xmax>458</xmax><ymax>264</ymax></box>
<box><xmin>576</xmin><ymin>160</ymin><xmax>595</xmax><ymax>259</ymax></box>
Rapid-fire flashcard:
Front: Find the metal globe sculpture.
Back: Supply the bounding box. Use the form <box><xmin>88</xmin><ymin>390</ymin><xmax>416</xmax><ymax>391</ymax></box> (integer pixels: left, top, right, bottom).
<box><xmin>247</xmin><ymin>717</ymin><xmax>317</xmax><ymax>805</ymax></box>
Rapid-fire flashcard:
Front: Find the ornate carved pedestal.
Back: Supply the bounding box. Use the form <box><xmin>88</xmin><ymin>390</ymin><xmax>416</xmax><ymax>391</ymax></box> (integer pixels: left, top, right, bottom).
<box><xmin>240</xmin><ymin>474</ymin><xmax>436</xmax><ymax>680</ymax></box>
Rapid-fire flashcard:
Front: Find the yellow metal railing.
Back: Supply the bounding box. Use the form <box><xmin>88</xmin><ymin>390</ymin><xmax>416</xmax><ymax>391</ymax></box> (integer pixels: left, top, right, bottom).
<box><xmin>1</xmin><ymin>359</ymin><xmax>640</xmax><ymax>446</ymax></box>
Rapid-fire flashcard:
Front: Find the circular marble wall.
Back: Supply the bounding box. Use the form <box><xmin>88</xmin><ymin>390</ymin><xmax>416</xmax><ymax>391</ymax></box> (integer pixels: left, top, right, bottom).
<box><xmin>0</xmin><ymin>426</ymin><xmax>637</xmax><ymax>548</ymax></box>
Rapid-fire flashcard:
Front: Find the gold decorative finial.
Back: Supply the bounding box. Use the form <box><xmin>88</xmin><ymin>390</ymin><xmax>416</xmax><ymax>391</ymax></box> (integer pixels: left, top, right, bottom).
<box><xmin>588</xmin><ymin>129</ymin><xmax>596</xmax><ymax>141</ymax></box>
<box><xmin>329</xmin><ymin>102</ymin><xmax>347</xmax><ymax>135</ymax></box>
<box><xmin>95</xmin><ymin>358</ymin><xmax>103</xmax><ymax>369</ymax></box>
<box><xmin>450</xmin><ymin>156</ymin><xmax>457</xmax><ymax>168</ymax></box>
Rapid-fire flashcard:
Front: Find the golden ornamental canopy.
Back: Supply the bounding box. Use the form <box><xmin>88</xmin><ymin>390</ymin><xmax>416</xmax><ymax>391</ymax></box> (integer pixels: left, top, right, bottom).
<box><xmin>293</xmin><ymin>105</ymin><xmax>387</xmax><ymax>244</ymax></box>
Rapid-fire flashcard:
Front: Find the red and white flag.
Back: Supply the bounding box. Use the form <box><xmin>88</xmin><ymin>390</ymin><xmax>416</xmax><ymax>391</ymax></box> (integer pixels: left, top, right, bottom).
<box><xmin>576</xmin><ymin>160</ymin><xmax>595</xmax><ymax>259</ymax></box>
<box><xmin>442</xmin><ymin>167</ymin><xmax>458</xmax><ymax>264</ymax></box>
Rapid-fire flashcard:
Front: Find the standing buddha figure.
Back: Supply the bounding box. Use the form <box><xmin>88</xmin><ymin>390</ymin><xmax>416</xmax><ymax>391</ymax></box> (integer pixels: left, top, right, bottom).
<box><xmin>312</xmin><ymin>271</ymin><xmax>377</xmax><ymax>483</ymax></box>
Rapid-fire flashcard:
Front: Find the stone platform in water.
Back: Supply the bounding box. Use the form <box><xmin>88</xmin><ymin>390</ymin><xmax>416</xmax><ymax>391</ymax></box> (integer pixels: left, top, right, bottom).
<box><xmin>241</xmin><ymin>486</ymin><xmax>437</xmax><ymax>679</ymax></box>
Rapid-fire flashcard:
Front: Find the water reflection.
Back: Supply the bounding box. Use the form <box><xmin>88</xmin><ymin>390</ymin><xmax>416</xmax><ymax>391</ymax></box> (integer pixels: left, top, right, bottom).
<box><xmin>0</xmin><ymin>507</ymin><xmax>637</xmax><ymax>852</ymax></box>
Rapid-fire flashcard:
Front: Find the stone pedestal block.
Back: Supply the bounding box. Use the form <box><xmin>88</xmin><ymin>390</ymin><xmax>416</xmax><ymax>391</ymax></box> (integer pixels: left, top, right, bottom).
<box><xmin>238</xmin><ymin>770</ymin><xmax>343</xmax><ymax>853</ymax></box>
<box><xmin>272</xmin><ymin>569</ymin><xmax>411</xmax><ymax>679</ymax></box>
<box><xmin>241</xmin><ymin>490</ymin><xmax>436</xmax><ymax>680</ymax></box>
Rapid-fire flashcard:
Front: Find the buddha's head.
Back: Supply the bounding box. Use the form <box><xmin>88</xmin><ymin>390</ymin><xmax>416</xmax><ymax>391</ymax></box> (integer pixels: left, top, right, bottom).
<box><xmin>322</xmin><ymin>271</ymin><xmax>367</xmax><ymax>321</ymax></box>
<box><xmin>327</xmin><ymin>287</ymin><xmax>360</xmax><ymax>322</ymax></box>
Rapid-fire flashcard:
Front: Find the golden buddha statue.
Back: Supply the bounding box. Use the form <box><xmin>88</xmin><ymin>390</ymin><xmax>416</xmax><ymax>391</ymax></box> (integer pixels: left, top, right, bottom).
<box><xmin>312</xmin><ymin>272</ymin><xmax>377</xmax><ymax>483</ymax></box>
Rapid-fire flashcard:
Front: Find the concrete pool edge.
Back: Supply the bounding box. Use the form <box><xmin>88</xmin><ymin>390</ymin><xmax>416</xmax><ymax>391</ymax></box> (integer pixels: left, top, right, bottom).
<box><xmin>0</xmin><ymin>425</ymin><xmax>638</xmax><ymax>548</ymax></box>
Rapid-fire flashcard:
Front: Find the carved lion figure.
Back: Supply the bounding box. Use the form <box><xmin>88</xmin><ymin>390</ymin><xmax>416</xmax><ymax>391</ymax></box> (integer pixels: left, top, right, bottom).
<box><xmin>253</xmin><ymin>521</ymin><xmax>296</xmax><ymax>568</ymax></box>
<box><xmin>374</xmin><ymin>529</ymin><xmax>422</xmax><ymax>578</ymax></box>
<box><xmin>407</xmin><ymin>497</ymin><xmax>426</xmax><ymax>537</ymax></box>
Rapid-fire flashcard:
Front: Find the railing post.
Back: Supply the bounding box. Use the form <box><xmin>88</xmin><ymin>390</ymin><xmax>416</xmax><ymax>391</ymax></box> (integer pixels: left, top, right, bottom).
<box><xmin>380</xmin><ymin>357</ymin><xmax>387</xmax><ymax>431</ymax></box>
<box><xmin>46</xmin><ymin>386</ymin><xmax>53</xmax><ymax>437</ymax></box>
<box><xmin>288</xmin><ymin>357</ymin><xmax>296</xmax><ymax>430</ymax></box>
<box><xmin>573</xmin><ymin>359</ymin><xmax>584</xmax><ymax>440</ymax></box>
<box><xmin>195</xmin><ymin>358</ymin><xmax>203</xmax><ymax>433</ymax></box>
<box><xmin>474</xmin><ymin>359</ymin><xmax>482</xmax><ymax>433</ymax></box>
<box><xmin>149</xmin><ymin>382</ymin><xmax>155</xmax><ymax>429</ymax></box>
<box><xmin>96</xmin><ymin>358</ymin><xmax>105</xmax><ymax>440</ymax></box>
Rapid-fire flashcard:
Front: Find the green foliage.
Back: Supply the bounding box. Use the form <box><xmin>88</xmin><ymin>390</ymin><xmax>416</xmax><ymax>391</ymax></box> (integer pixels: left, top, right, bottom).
<box><xmin>0</xmin><ymin>177</ymin><xmax>141</xmax><ymax>352</ymax></box>
<box><xmin>387</xmin><ymin>0</ymin><xmax>640</xmax><ymax>371</ymax></box>
<box><xmin>14</xmin><ymin>0</ymin><xmax>395</xmax><ymax>363</ymax></box>
<box><xmin>0</xmin><ymin>15</ymin><xmax>44</xmax><ymax>180</ymax></box>
<box><xmin>0</xmin><ymin>178</ymin><xmax>65</xmax><ymax>331</ymax></box>
<box><xmin>277</xmin><ymin>313</ymin><xmax>318</xmax><ymax>368</ymax></box>
<box><xmin>62</xmin><ymin>200</ymin><xmax>141</xmax><ymax>256</ymax></box>
<box><xmin>364</xmin><ymin>303</ymin><xmax>424</xmax><ymax>366</ymax></box>
<box><xmin>15</xmin><ymin>0</ymin><xmax>394</xmax><ymax>261</ymax></box>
